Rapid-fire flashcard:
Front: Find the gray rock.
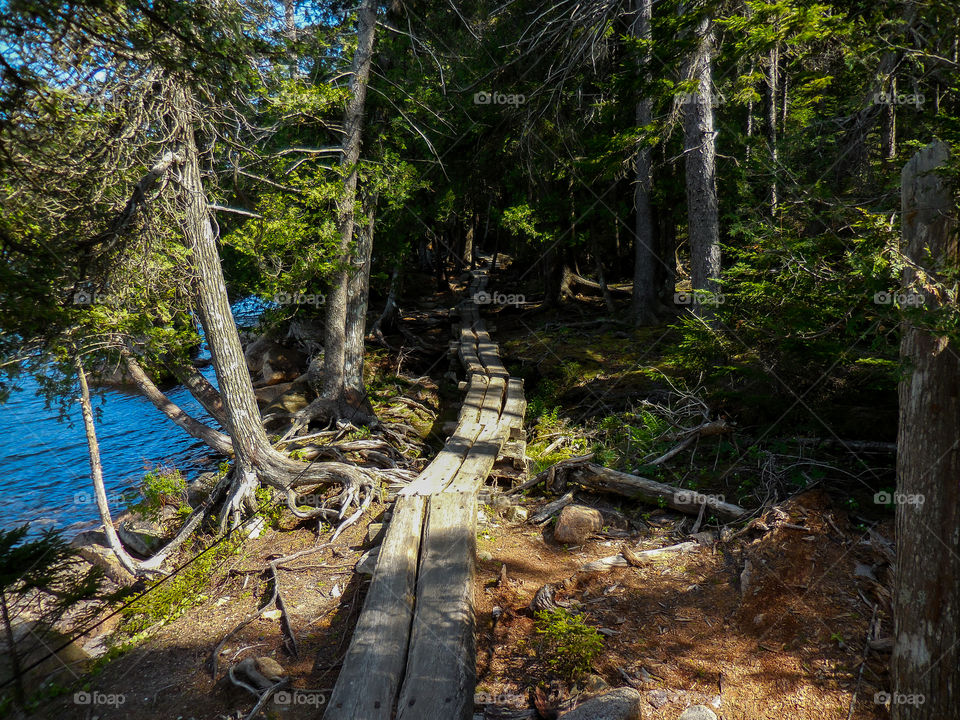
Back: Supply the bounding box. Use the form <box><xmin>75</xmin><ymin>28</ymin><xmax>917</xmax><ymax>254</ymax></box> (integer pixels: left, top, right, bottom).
<box><xmin>117</xmin><ymin>515</ymin><xmax>168</xmax><ymax>557</ymax></box>
<box><xmin>187</xmin><ymin>471</ymin><xmax>222</xmax><ymax>507</ymax></box>
<box><xmin>70</xmin><ymin>530</ymin><xmax>135</xmax><ymax>585</ymax></box>
<box><xmin>0</xmin><ymin>621</ymin><xmax>91</xmax><ymax>695</ymax></box>
<box><xmin>357</xmin><ymin>546</ymin><xmax>379</xmax><ymax>575</ymax></box>
<box><xmin>506</xmin><ymin>505</ymin><xmax>528</xmax><ymax>523</ymax></box>
<box><xmin>678</xmin><ymin>706</ymin><xmax>718</xmax><ymax>720</ymax></box>
<box><xmin>554</xmin><ymin>505</ymin><xmax>603</xmax><ymax>544</ymax></box>
<box><xmin>559</xmin><ymin>687</ymin><xmax>643</xmax><ymax>720</ymax></box>
<box><xmin>477</xmin><ymin>550</ymin><xmax>494</xmax><ymax>563</ymax></box>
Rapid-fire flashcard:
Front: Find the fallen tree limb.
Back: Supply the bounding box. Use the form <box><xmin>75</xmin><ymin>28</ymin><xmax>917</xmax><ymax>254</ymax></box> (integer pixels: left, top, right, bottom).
<box><xmin>505</xmin><ymin>452</ymin><xmax>594</xmax><ymax>496</ymax></box>
<box><xmin>528</xmin><ymin>491</ymin><xmax>575</xmax><ymax>525</ymax></box>
<box><xmin>567</xmin><ymin>462</ymin><xmax>747</xmax><ymax>521</ymax></box>
<box><xmin>580</xmin><ymin>540</ymin><xmax>698</xmax><ymax>572</ymax></box>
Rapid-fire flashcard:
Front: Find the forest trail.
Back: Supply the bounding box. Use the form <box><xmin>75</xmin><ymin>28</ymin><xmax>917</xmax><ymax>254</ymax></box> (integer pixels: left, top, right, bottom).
<box><xmin>325</xmin><ymin>263</ymin><xmax>526</xmax><ymax>720</ymax></box>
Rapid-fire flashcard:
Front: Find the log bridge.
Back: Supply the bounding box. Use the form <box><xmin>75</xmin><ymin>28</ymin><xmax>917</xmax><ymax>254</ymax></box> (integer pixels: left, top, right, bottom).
<box><xmin>325</xmin><ymin>267</ymin><xmax>526</xmax><ymax>720</ymax></box>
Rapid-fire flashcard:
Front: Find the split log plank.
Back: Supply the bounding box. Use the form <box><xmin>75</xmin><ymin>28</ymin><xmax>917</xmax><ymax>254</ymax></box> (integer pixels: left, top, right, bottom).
<box><xmin>324</xmin><ymin>495</ymin><xmax>427</xmax><ymax>720</ymax></box>
<box><xmin>396</xmin><ymin>492</ymin><xmax>477</xmax><ymax>720</ymax></box>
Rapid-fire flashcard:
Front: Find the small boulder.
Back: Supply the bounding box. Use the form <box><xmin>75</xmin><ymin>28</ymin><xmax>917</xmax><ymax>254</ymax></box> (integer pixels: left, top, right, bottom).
<box><xmin>187</xmin><ymin>471</ymin><xmax>222</xmax><ymax>507</ymax></box>
<box><xmin>260</xmin><ymin>343</ymin><xmax>307</xmax><ymax>385</ymax></box>
<box><xmin>357</xmin><ymin>546</ymin><xmax>379</xmax><ymax>575</ymax></box>
<box><xmin>554</xmin><ymin>505</ymin><xmax>603</xmax><ymax>544</ymax></box>
<box><xmin>70</xmin><ymin>530</ymin><xmax>135</xmax><ymax>585</ymax></box>
<box><xmin>506</xmin><ymin>505</ymin><xmax>528</xmax><ymax>523</ymax></box>
<box><xmin>116</xmin><ymin>514</ymin><xmax>169</xmax><ymax>557</ymax></box>
<box><xmin>558</xmin><ymin>687</ymin><xmax>643</xmax><ymax>720</ymax></box>
<box><xmin>265</xmin><ymin>388</ymin><xmax>309</xmax><ymax>416</ymax></box>
<box><xmin>678</xmin><ymin>706</ymin><xmax>718</xmax><ymax>720</ymax></box>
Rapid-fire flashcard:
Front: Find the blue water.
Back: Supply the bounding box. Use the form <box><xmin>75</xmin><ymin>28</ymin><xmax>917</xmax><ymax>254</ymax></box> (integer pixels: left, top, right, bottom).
<box><xmin>0</xmin><ymin>297</ymin><xmax>272</xmax><ymax>538</ymax></box>
<box><xmin>0</xmin><ymin>365</ymin><xmax>223</xmax><ymax>537</ymax></box>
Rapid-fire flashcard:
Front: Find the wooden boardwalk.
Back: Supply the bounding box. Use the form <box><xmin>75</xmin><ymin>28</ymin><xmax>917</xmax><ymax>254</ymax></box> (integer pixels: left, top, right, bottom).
<box><xmin>325</xmin><ymin>268</ymin><xmax>525</xmax><ymax>720</ymax></box>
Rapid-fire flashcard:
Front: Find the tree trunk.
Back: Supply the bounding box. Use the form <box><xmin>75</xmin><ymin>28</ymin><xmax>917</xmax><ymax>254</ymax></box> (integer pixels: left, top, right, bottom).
<box><xmin>75</xmin><ymin>357</ymin><xmax>139</xmax><ymax>576</ymax></box>
<box><xmin>170</xmin><ymin>82</ymin><xmax>372</xmax><ymax>522</ymax></box>
<box><xmin>463</xmin><ymin>216</ymin><xmax>475</xmax><ymax>270</ymax></box>
<box><xmin>882</xmin><ymin>76</ymin><xmax>897</xmax><ymax>162</ymax></box>
<box><xmin>766</xmin><ymin>41</ymin><xmax>779</xmax><ymax>217</ymax></box>
<box><xmin>682</xmin><ymin>10</ymin><xmax>721</xmax><ymax>319</ymax></box>
<box><xmin>344</xmin><ymin>191</ymin><xmax>378</xmax><ymax>409</ymax></box>
<box><xmin>165</xmin><ymin>355</ymin><xmax>228</xmax><ymax>427</ymax></box>
<box><xmin>122</xmin><ymin>349</ymin><xmax>234</xmax><ymax>456</ymax></box>
<box><xmin>631</xmin><ymin>0</ymin><xmax>658</xmax><ymax>326</ymax></box>
<box><xmin>892</xmin><ymin>140</ymin><xmax>959</xmax><ymax>719</ymax></box>
<box><xmin>322</xmin><ymin>0</ymin><xmax>378</xmax><ymax>413</ymax></box>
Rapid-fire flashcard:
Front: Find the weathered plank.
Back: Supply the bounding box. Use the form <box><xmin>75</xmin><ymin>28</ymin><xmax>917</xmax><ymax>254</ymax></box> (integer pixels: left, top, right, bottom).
<box><xmin>324</xmin><ymin>495</ymin><xmax>427</xmax><ymax>720</ymax></box>
<box><xmin>396</xmin><ymin>492</ymin><xmax>477</xmax><ymax>720</ymax></box>
<box><xmin>477</xmin><ymin>375</ymin><xmax>506</xmax><ymax>427</ymax></box>
<box><xmin>445</xmin><ymin>424</ymin><xmax>509</xmax><ymax>494</ymax></box>
<box><xmin>501</xmin><ymin>377</ymin><xmax>526</xmax><ymax>439</ymax></box>
<box><xmin>400</xmin><ymin>424</ymin><xmax>481</xmax><ymax>497</ymax></box>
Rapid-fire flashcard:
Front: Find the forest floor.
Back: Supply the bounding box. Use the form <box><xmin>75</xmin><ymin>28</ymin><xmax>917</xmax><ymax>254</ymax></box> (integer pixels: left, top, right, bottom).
<box><xmin>28</xmin><ymin>266</ymin><xmax>900</xmax><ymax>720</ymax></box>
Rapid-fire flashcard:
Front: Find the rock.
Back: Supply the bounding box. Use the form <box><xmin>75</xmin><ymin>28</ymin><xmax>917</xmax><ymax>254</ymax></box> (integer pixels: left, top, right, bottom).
<box><xmin>558</xmin><ymin>687</ymin><xmax>643</xmax><ymax>720</ymax></box>
<box><xmin>116</xmin><ymin>515</ymin><xmax>169</xmax><ymax>557</ymax></box>
<box><xmin>187</xmin><ymin>472</ymin><xmax>222</xmax><ymax>507</ymax></box>
<box><xmin>554</xmin><ymin>505</ymin><xmax>603</xmax><ymax>544</ymax></box>
<box><xmin>367</xmin><ymin>522</ymin><xmax>386</xmax><ymax>545</ymax></box>
<box><xmin>506</xmin><ymin>505</ymin><xmax>528</xmax><ymax>523</ymax></box>
<box><xmin>478</xmin><ymin>550</ymin><xmax>494</xmax><ymax>563</ymax></box>
<box><xmin>70</xmin><ymin>530</ymin><xmax>135</xmax><ymax>585</ymax></box>
<box><xmin>357</xmin><ymin>546</ymin><xmax>379</xmax><ymax>575</ymax></box>
<box><xmin>490</xmin><ymin>495</ymin><xmax>512</xmax><ymax>514</ymax></box>
<box><xmin>584</xmin><ymin>673</ymin><xmax>610</xmax><ymax>694</ymax></box>
<box><xmin>261</xmin><ymin>343</ymin><xmax>308</xmax><ymax>385</ymax></box>
<box><xmin>678</xmin><ymin>706</ymin><xmax>718</xmax><ymax>720</ymax></box>
<box><xmin>265</xmin><ymin>389</ymin><xmax>309</xmax><ymax>416</ymax></box>
<box><xmin>242</xmin><ymin>516</ymin><xmax>266</xmax><ymax>540</ymax></box>
<box><xmin>255</xmin><ymin>656</ymin><xmax>285</xmax><ymax>681</ymax></box>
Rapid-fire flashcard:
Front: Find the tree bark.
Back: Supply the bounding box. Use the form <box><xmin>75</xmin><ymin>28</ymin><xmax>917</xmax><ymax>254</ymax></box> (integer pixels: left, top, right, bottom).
<box><xmin>323</xmin><ymin>0</ymin><xmax>378</xmax><ymax>413</ymax></box>
<box><xmin>682</xmin><ymin>9</ymin><xmax>721</xmax><ymax>319</ymax></box>
<box><xmin>121</xmin><ymin>349</ymin><xmax>234</xmax><ymax>456</ymax></box>
<box><xmin>881</xmin><ymin>76</ymin><xmax>897</xmax><ymax>162</ymax></box>
<box><xmin>631</xmin><ymin>0</ymin><xmax>658</xmax><ymax>326</ymax></box>
<box><xmin>169</xmin><ymin>82</ymin><xmax>373</xmax><ymax>522</ymax></box>
<box><xmin>75</xmin><ymin>357</ymin><xmax>139</xmax><ymax>577</ymax></box>
<box><xmin>766</xmin><ymin>41</ymin><xmax>779</xmax><ymax>217</ymax></box>
<box><xmin>344</xmin><ymin>191</ymin><xmax>378</xmax><ymax>407</ymax></box>
<box><xmin>892</xmin><ymin>140</ymin><xmax>959</xmax><ymax>719</ymax></box>
<box><xmin>165</xmin><ymin>355</ymin><xmax>228</xmax><ymax>427</ymax></box>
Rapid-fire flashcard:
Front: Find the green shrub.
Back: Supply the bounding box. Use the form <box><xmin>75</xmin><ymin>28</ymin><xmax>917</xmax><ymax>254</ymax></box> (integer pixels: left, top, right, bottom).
<box><xmin>534</xmin><ymin>608</ymin><xmax>604</xmax><ymax>681</ymax></box>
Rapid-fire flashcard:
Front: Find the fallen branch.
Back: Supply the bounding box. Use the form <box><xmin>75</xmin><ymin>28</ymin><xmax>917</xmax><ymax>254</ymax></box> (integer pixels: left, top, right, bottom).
<box><xmin>505</xmin><ymin>452</ymin><xmax>594</xmax><ymax>496</ymax></box>
<box><xmin>580</xmin><ymin>541</ymin><xmax>698</xmax><ymax>572</ymax></box>
<box><xmin>528</xmin><ymin>491</ymin><xmax>575</xmax><ymax>525</ymax></box>
<box><xmin>567</xmin><ymin>462</ymin><xmax>747</xmax><ymax>521</ymax></box>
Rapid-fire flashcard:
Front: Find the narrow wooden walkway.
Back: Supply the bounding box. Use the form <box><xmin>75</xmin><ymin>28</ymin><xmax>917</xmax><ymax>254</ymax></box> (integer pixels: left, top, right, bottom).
<box><xmin>325</xmin><ymin>267</ymin><xmax>525</xmax><ymax>720</ymax></box>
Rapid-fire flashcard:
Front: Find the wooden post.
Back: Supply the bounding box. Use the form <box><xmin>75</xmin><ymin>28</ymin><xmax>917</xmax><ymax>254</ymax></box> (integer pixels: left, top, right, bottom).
<box><xmin>892</xmin><ymin>140</ymin><xmax>959</xmax><ymax>719</ymax></box>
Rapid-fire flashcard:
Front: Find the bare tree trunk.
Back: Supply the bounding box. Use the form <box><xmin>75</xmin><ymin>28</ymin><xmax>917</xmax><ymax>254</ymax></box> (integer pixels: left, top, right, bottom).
<box><xmin>682</xmin><ymin>9</ymin><xmax>721</xmax><ymax>319</ymax></box>
<box><xmin>165</xmin><ymin>355</ymin><xmax>228</xmax><ymax>427</ymax></box>
<box><xmin>463</xmin><ymin>216</ymin><xmax>474</xmax><ymax>270</ymax></box>
<box><xmin>631</xmin><ymin>0</ymin><xmax>658</xmax><ymax>326</ymax></box>
<box><xmin>75</xmin><ymin>357</ymin><xmax>139</xmax><ymax>576</ymax></box>
<box><xmin>892</xmin><ymin>140</ymin><xmax>959</xmax><ymax>719</ymax></box>
<box><xmin>344</xmin><ymin>191</ymin><xmax>377</xmax><ymax>407</ymax></box>
<box><xmin>882</xmin><ymin>76</ymin><xmax>897</xmax><ymax>161</ymax></box>
<box><xmin>766</xmin><ymin>41</ymin><xmax>779</xmax><ymax>217</ymax></box>
<box><xmin>323</xmin><ymin>0</ymin><xmax>378</xmax><ymax>414</ymax></box>
<box><xmin>170</xmin><ymin>82</ymin><xmax>373</xmax><ymax>524</ymax></box>
<box><xmin>122</xmin><ymin>349</ymin><xmax>234</xmax><ymax>456</ymax></box>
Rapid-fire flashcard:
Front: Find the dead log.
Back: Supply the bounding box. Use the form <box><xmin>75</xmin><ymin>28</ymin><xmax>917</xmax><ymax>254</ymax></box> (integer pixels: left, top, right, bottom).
<box><xmin>580</xmin><ymin>541</ymin><xmax>698</xmax><ymax>572</ymax></box>
<box><xmin>528</xmin><ymin>491</ymin><xmax>575</xmax><ymax>525</ymax></box>
<box><xmin>567</xmin><ymin>462</ymin><xmax>747</xmax><ymax>521</ymax></box>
